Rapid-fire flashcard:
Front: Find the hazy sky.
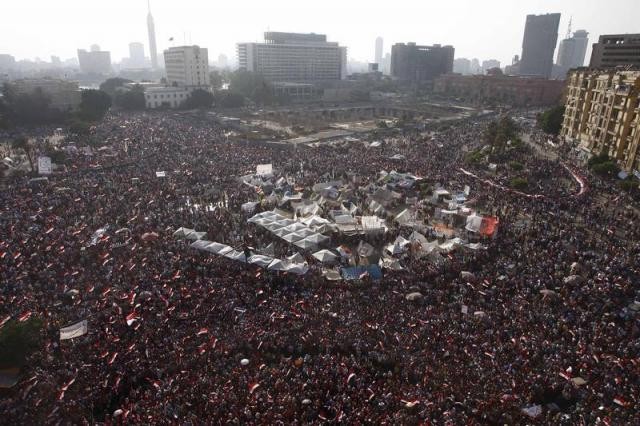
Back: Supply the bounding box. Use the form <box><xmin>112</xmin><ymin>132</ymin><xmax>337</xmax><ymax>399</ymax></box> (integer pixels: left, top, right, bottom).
<box><xmin>2</xmin><ymin>0</ymin><xmax>638</xmax><ymax>66</ymax></box>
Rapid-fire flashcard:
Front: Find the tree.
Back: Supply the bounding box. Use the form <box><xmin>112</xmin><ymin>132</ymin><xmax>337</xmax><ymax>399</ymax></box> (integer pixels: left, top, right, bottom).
<box><xmin>510</xmin><ymin>177</ymin><xmax>528</xmax><ymax>191</ymax></box>
<box><xmin>591</xmin><ymin>161</ymin><xmax>619</xmax><ymax>177</ymax></box>
<box><xmin>2</xmin><ymin>84</ymin><xmax>65</xmax><ymax>126</ymax></box>
<box><xmin>115</xmin><ymin>85</ymin><xmax>146</xmax><ymax>110</ymax></box>
<box><xmin>78</xmin><ymin>89</ymin><xmax>111</xmax><ymax>121</ymax></box>
<box><xmin>209</xmin><ymin>70</ymin><xmax>224</xmax><ymax>90</ymax></box>
<box><xmin>183</xmin><ymin>89</ymin><xmax>214</xmax><ymax>109</ymax></box>
<box><xmin>99</xmin><ymin>77</ymin><xmax>133</xmax><ymax>99</ymax></box>
<box><xmin>213</xmin><ymin>90</ymin><xmax>245</xmax><ymax>108</ymax></box>
<box><xmin>229</xmin><ymin>70</ymin><xmax>273</xmax><ymax>105</ymax></box>
<box><xmin>12</xmin><ymin>136</ymin><xmax>34</xmax><ymax>172</ymax></box>
<box><xmin>0</xmin><ymin>317</ymin><xmax>42</xmax><ymax>369</ymax></box>
<box><xmin>537</xmin><ymin>105</ymin><xmax>565</xmax><ymax>135</ymax></box>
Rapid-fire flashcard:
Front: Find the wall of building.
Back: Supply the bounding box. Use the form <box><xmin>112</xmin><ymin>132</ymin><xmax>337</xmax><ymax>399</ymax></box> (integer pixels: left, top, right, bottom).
<box><xmin>562</xmin><ymin>69</ymin><xmax>640</xmax><ymax>172</ymax></box>
<box><xmin>391</xmin><ymin>43</ymin><xmax>454</xmax><ymax>83</ymax></box>
<box><xmin>433</xmin><ymin>74</ymin><xmax>565</xmax><ymax>107</ymax></box>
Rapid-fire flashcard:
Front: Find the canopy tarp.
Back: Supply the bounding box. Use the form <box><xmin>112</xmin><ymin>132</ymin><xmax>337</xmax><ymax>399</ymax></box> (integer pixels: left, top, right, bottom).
<box><xmin>248</xmin><ymin>255</ymin><xmax>274</xmax><ymax>267</ymax></box>
<box><xmin>341</xmin><ymin>265</ymin><xmax>383</xmax><ymax>280</ymax></box>
<box><xmin>313</xmin><ymin>249</ymin><xmax>338</xmax><ymax>263</ymax></box>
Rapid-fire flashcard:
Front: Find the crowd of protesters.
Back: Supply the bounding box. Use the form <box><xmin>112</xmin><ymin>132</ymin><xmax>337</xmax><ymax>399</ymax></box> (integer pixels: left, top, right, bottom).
<box><xmin>1</xmin><ymin>110</ymin><xmax>638</xmax><ymax>424</ymax></box>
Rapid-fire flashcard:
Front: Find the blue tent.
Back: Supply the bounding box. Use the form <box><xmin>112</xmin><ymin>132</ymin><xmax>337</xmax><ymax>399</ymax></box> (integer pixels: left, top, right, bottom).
<box><xmin>340</xmin><ymin>265</ymin><xmax>383</xmax><ymax>281</ymax></box>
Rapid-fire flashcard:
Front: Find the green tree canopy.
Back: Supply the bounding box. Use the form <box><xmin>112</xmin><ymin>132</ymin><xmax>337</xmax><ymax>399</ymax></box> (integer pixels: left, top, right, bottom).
<box><xmin>114</xmin><ymin>85</ymin><xmax>146</xmax><ymax>110</ymax></box>
<box><xmin>0</xmin><ymin>317</ymin><xmax>42</xmax><ymax>369</ymax></box>
<box><xmin>2</xmin><ymin>84</ymin><xmax>66</xmax><ymax>126</ymax></box>
<box><xmin>209</xmin><ymin>70</ymin><xmax>224</xmax><ymax>90</ymax></box>
<box><xmin>537</xmin><ymin>105</ymin><xmax>565</xmax><ymax>135</ymax></box>
<box><xmin>183</xmin><ymin>89</ymin><xmax>214</xmax><ymax>109</ymax></box>
<box><xmin>213</xmin><ymin>90</ymin><xmax>245</xmax><ymax>108</ymax></box>
<box><xmin>229</xmin><ymin>70</ymin><xmax>273</xmax><ymax>105</ymax></box>
<box><xmin>79</xmin><ymin>89</ymin><xmax>111</xmax><ymax>121</ymax></box>
<box><xmin>99</xmin><ymin>77</ymin><xmax>133</xmax><ymax>99</ymax></box>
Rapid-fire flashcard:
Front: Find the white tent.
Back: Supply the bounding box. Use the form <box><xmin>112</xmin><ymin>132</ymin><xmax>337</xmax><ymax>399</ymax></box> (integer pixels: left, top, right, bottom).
<box><xmin>285</xmin><ymin>263</ymin><xmax>309</xmax><ymax>275</ymax></box>
<box><xmin>206</xmin><ymin>242</ymin><xmax>233</xmax><ymax>255</ymax></box>
<box><xmin>282</xmin><ymin>232</ymin><xmax>305</xmax><ymax>243</ymax></box>
<box><xmin>174</xmin><ymin>227</ymin><xmax>206</xmax><ymax>241</ymax></box>
<box><xmin>306</xmin><ymin>233</ymin><xmax>330</xmax><ymax>245</ymax></box>
<box><xmin>287</xmin><ymin>253</ymin><xmax>305</xmax><ymax>263</ymax></box>
<box><xmin>224</xmin><ymin>250</ymin><xmax>247</xmax><ymax>262</ymax></box>
<box><xmin>241</xmin><ymin>201</ymin><xmax>259</xmax><ymax>213</ymax></box>
<box><xmin>409</xmin><ymin>231</ymin><xmax>428</xmax><ymax>244</ymax></box>
<box><xmin>267</xmin><ymin>259</ymin><xmax>290</xmax><ymax>271</ymax></box>
<box><xmin>465</xmin><ymin>214</ymin><xmax>483</xmax><ymax>233</ymax></box>
<box><xmin>395</xmin><ymin>209</ymin><xmax>413</xmax><ymax>225</ymax></box>
<box><xmin>282</xmin><ymin>222</ymin><xmax>307</xmax><ymax>233</ymax></box>
<box><xmin>438</xmin><ymin>238</ymin><xmax>462</xmax><ymax>253</ymax></box>
<box><xmin>260</xmin><ymin>243</ymin><xmax>276</xmax><ymax>256</ymax></box>
<box><xmin>294</xmin><ymin>238</ymin><xmax>318</xmax><ymax>250</ymax></box>
<box><xmin>313</xmin><ymin>249</ymin><xmax>338</xmax><ymax>263</ymax></box>
<box><xmin>248</xmin><ymin>255</ymin><xmax>274</xmax><ymax>267</ymax></box>
<box><xmin>357</xmin><ymin>241</ymin><xmax>375</xmax><ymax>258</ymax></box>
<box><xmin>190</xmin><ymin>240</ymin><xmax>211</xmax><ymax>251</ymax></box>
<box><xmin>380</xmin><ymin>257</ymin><xmax>404</xmax><ymax>271</ymax></box>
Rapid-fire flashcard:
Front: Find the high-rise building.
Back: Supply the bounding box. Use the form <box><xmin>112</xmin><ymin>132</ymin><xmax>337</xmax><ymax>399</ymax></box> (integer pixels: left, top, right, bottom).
<box><xmin>390</xmin><ymin>42</ymin><xmax>454</xmax><ymax>83</ymax></box>
<box><xmin>0</xmin><ymin>54</ymin><xmax>16</xmax><ymax>70</ymax></box>
<box><xmin>518</xmin><ymin>13</ymin><xmax>561</xmax><ymax>78</ymax></box>
<box><xmin>470</xmin><ymin>58</ymin><xmax>481</xmax><ymax>74</ymax></box>
<box><xmin>163</xmin><ymin>45</ymin><xmax>209</xmax><ymax>87</ymax></box>
<box><xmin>382</xmin><ymin>53</ymin><xmax>391</xmax><ymax>75</ymax></box>
<box><xmin>237</xmin><ymin>32</ymin><xmax>344</xmax><ymax>83</ymax></box>
<box><xmin>340</xmin><ymin>46</ymin><xmax>348</xmax><ymax>80</ymax></box>
<box><xmin>217</xmin><ymin>54</ymin><xmax>228</xmax><ymax>69</ymax></box>
<box><xmin>482</xmin><ymin>59</ymin><xmax>501</xmax><ymax>73</ymax></box>
<box><xmin>50</xmin><ymin>56</ymin><xmax>62</xmax><ymax>67</ymax></box>
<box><xmin>453</xmin><ymin>58</ymin><xmax>471</xmax><ymax>75</ymax></box>
<box><xmin>562</xmin><ymin>69</ymin><xmax>640</xmax><ymax>173</ymax></box>
<box><xmin>375</xmin><ymin>37</ymin><xmax>383</xmax><ymax>66</ymax></box>
<box><xmin>128</xmin><ymin>42</ymin><xmax>146</xmax><ymax>68</ymax></box>
<box><xmin>555</xmin><ymin>29</ymin><xmax>589</xmax><ymax>80</ymax></box>
<box><xmin>589</xmin><ymin>34</ymin><xmax>640</xmax><ymax>69</ymax></box>
<box><xmin>147</xmin><ymin>1</ymin><xmax>158</xmax><ymax>70</ymax></box>
<box><xmin>90</xmin><ymin>44</ymin><xmax>101</xmax><ymax>53</ymax></box>
<box><xmin>77</xmin><ymin>47</ymin><xmax>111</xmax><ymax>74</ymax></box>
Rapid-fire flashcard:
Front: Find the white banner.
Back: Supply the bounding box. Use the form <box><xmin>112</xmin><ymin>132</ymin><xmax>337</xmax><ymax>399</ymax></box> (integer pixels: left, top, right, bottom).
<box><xmin>256</xmin><ymin>164</ymin><xmax>273</xmax><ymax>176</ymax></box>
<box><xmin>38</xmin><ymin>156</ymin><xmax>52</xmax><ymax>175</ymax></box>
<box><xmin>60</xmin><ymin>320</ymin><xmax>88</xmax><ymax>340</ymax></box>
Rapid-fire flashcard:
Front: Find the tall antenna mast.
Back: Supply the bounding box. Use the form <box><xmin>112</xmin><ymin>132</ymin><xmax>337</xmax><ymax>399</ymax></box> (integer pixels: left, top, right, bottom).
<box><xmin>566</xmin><ymin>17</ymin><xmax>572</xmax><ymax>39</ymax></box>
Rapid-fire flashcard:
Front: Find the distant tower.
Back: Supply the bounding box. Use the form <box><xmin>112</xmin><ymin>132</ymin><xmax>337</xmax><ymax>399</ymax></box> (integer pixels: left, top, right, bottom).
<box><xmin>147</xmin><ymin>0</ymin><xmax>158</xmax><ymax>70</ymax></box>
<box><xmin>375</xmin><ymin>37</ymin><xmax>383</xmax><ymax>66</ymax></box>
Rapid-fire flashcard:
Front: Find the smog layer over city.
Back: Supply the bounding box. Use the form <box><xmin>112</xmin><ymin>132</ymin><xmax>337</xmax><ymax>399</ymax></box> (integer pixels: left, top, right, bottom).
<box><xmin>1</xmin><ymin>0</ymin><xmax>639</xmax><ymax>424</ymax></box>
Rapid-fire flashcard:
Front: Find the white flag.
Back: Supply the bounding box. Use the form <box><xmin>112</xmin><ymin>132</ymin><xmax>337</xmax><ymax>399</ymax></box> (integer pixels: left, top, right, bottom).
<box><xmin>60</xmin><ymin>320</ymin><xmax>88</xmax><ymax>340</ymax></box>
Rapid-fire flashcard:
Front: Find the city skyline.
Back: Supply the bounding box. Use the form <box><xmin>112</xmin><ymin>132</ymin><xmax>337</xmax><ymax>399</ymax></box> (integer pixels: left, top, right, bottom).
<box><xmin>2</xmin><ymin>0</ymin><xmax>639</xmax><ymax>67</ymax></box>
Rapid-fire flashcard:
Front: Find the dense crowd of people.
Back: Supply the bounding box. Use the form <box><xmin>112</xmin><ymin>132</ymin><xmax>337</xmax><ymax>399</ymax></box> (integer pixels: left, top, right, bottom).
<box><xmin>1</xmin><ymin>110</ymin><xmax>638</xmax><ymax>424</ymax></box>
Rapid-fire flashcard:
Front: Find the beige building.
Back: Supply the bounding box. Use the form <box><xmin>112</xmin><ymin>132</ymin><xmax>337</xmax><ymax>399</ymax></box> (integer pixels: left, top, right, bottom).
<box><xmin>163</xmin><ymin>45</ymin><xmax>209</xmax><ymax>88</ymax></box>
<box><xmin>562</xmin><ymin>69</ymin><xmax>640</xmax><ymax>173</ymax></box>
<box><xmin>9</xmin><ymin>78</ymin><xmax>82</xmax><ymax>111</ymax></box>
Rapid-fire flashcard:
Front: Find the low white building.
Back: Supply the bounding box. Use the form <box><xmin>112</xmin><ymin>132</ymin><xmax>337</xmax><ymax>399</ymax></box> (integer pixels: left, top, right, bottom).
<box><xmin>144</xmin><ymin>86</ymin><xmax>193</xmax><ymax>109</ymax></box>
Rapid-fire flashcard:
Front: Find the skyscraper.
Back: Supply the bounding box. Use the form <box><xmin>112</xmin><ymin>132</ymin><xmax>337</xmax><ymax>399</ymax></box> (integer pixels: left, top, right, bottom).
<box><xmin>375</xmin><ymin>37</ymin><xmax>383</xmax><ymax>66</ymax></box>
<box><xmin>238</xmin><ymin>32</ymin><xmax>344</xmax><ymax>83</ymax></box>
<box><xmin>147</xmin><ymin>0</ymin><xmax>158</xmax><ymax>70</ymax></box>
<box><xmin>555</xmin><ymin>29</ymin><xmax>589</xmax><ymax>79</ymax></box>
<box><xmin>391</xmin><ymin>43</ymin><xmax>454</xmax><ymax>83</ymax></box>
<box><xmin>128</xmin><ymin>42</ymin><xmax>146</xmax><ymax>68</ymax></box>
<box><xmin>518</xmin><ymin>13</ymin><xmax>561</xmax><ymax>78</ymax></box>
